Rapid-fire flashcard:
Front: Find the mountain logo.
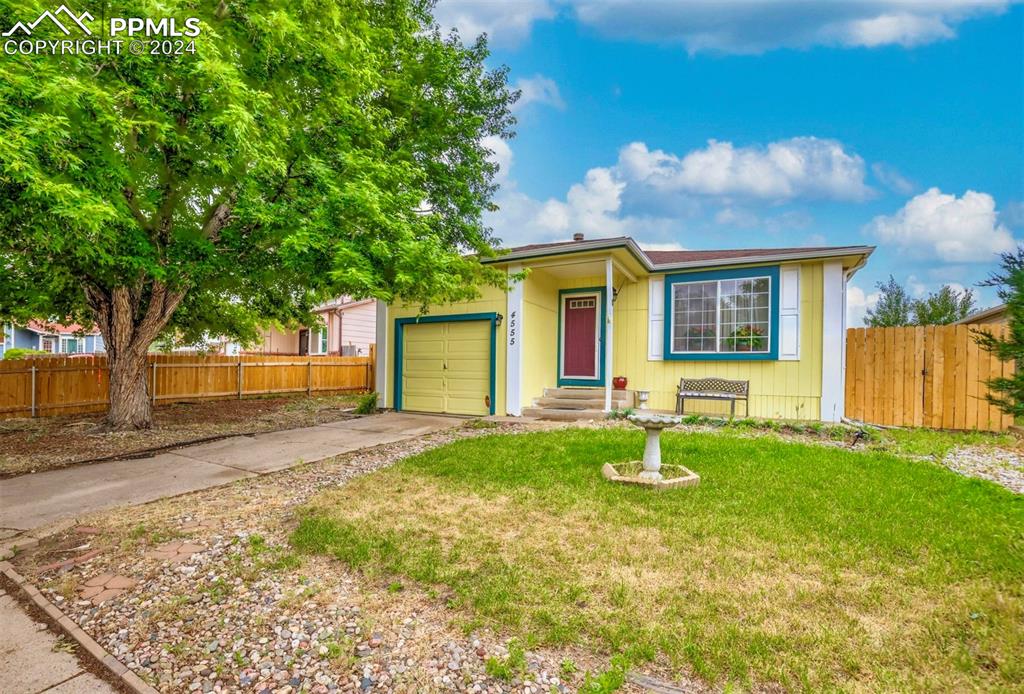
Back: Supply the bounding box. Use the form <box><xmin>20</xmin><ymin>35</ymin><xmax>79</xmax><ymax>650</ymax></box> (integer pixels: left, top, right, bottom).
<box><xmin>3</xmin><ymin>5</ymin><xmax>94</xmax><ymax>37</ymax></box>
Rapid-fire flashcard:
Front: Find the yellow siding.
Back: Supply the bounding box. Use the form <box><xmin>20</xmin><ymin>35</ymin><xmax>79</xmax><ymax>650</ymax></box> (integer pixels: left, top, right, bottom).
<box><xmin>612</xmin><ymin>263</ymin><xmax>824</xmax><ymax>419</ymax></box>
<box><xmin>387</xmin><ymin>260</ymin><xmax>831</xmax><ymax>421</ymax></box>
<box><xmin>522</xmin><ymin>269</ymin><xmax>558</xmax><ymax>406</ymax></box>
<box><xmin>384</xmin><ymin>281</ymin><xmax>507</xmax><ymax>414</ymax></box>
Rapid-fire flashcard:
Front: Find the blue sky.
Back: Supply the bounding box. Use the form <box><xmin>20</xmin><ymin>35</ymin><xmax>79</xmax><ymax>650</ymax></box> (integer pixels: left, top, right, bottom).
<box><xmin>434</xmin><ymin>0</ymin><xmax>1024</xmax><ymax>324</ymax></box>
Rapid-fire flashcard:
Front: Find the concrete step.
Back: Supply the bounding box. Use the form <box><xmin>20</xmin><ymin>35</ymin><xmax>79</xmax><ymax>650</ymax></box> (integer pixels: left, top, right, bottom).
<box><xmin>521</xmin><ymin>407</ymin><xmax>609</xmax><ymax>421</ymax></box>
<box><xmin>543</xmin><ymin>387</ymin><xmax>634</xmax><ymax>402</ymax></box>
<box><xmin>535</xmin><ymin>397</ymin><xmax>629</xmax><ymax>410</ymax></box>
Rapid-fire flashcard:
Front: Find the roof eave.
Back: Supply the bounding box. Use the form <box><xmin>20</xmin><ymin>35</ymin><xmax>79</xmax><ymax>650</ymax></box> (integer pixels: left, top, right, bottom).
<box><xmin>484</xmin><ymin>241</ymin><xmax>875</xmax><ymax>273</ymax></box>
<box><xmin>649</xmin><ymin>246</ymin><xmax>875</xmax><ymax>272</ymax></box>
<box><xmin>483</xmin><ymin>237</ymin><xmax>649</xmax><ymax>267</ymax></box>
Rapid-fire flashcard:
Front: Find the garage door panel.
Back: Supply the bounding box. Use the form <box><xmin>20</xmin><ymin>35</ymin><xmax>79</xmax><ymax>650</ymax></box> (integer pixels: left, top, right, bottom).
<box><xmin>404</xmin><ymin>358</ymin><xmax>445</xmax><ymax>376</ymax></box>
<box><xmin>401</xmin><ymin>319</ymin><xmax>491</xmax><ymax>416</ymax></box>
<box><xmin>445</xmin><ymin>356</ymin><xmax>489</xmax><ymax>373</ymax></box>
<box><xmin>404</xmin><ymin>392</ymin><xmax>446</xmax><ymax>412</ymax></box>
<box><xmin>444</xmin><ymin>395</ymin><xmax>487</xmax><ymax>416</ymax></box>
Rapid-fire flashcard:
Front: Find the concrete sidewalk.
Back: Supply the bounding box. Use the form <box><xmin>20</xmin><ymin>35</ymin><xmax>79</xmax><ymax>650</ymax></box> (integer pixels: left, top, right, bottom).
<box><xmin>0</xmin><ymin>588</ymin><xmax>116</xmax><ymax>693</ymax></box>
<box><xmin>0</xmin><ymin>412</ymin><xmax>461</xmax><ymax>533</ymax></box>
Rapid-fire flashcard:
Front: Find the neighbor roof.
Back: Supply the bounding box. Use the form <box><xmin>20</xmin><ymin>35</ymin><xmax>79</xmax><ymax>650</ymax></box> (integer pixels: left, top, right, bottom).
<box><xmin>487</xmin><ymin>236</ymin><xmax>874</xmax><ymax>271</ymax></box>
<box><xmin>25</xmin><ymin>320</ymin><xmax>100</xmax><ymax>335</ymax></box>
<box><xmin>955</xmin><ymin>303</ymin><xmax>1007</xmax><ymax>324</ymax></box>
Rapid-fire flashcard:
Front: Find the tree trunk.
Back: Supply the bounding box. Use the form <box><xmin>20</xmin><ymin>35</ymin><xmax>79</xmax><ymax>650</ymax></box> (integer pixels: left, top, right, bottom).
<box><xmin>87</xmin><ymin>281</ymin><xmax>186</xmax><ymax>431</ymax></box>
<box><xmin>107</xmin><ymin>349</ymin><xmax>152</xmax><ymax>430</ymax></box>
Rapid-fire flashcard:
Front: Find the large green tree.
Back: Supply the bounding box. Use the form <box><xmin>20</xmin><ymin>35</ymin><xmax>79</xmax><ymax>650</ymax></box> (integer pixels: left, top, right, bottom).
<box><xmin>0</xmin><ymin>0</ymin><xmax>516</xmax><ymax>428</ymax></box>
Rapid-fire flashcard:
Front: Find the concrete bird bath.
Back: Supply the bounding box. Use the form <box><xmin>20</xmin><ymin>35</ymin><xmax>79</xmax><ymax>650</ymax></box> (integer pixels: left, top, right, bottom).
<box><xmin>602</xmin><ymin>413</ymin><xmax>700</xmax><ymax>489</ymax></box>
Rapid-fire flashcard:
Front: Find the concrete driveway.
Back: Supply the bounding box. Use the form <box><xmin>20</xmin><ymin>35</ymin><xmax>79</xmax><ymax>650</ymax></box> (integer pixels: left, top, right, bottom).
<box><xmin>0</xmin><ymin>412</ymin><xmax>461</xmax><ymax>533</ymax></box>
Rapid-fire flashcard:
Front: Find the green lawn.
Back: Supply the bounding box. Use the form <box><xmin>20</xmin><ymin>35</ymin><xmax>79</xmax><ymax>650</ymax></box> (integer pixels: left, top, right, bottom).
<box><xmin>292</xmin><ymin>428</ymin><xmax>1023</xmax><ymax>692</ymax></box>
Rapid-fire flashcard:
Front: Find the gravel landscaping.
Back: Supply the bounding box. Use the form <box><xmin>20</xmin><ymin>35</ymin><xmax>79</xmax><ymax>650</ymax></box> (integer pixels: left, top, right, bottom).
<box><xmin>11</xmin><ymin>423</ymin><xmax>668</xmax><ymax>694</ymax></box>
<box><xmin>942</xmin><ymin>445</ymin><xmax>1024</xmax><ymax>493</ymax></box>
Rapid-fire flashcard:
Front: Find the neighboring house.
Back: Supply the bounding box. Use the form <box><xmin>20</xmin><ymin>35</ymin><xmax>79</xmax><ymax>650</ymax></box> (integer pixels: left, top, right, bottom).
<box><xmin>249</xmin><ymin>296</ymin><xmax>376</xmax><ymax>356</ymax></box>
<box><xmin>375</xmin><ymin>235</ymin><xmax>873</xmax><ymax>421</ymax></box>
<box><xmin>0</xmin><ymin>320</ymin><xmax>104</xmax><ymax>357</ymax></box>
<box><xmin>956</xmin><ymin>303</ymin><xmax>1008</xmax><ymax>325</ymax></box>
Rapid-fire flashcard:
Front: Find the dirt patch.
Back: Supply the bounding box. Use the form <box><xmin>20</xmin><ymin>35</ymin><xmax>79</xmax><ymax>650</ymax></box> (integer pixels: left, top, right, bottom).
<box><xmin>0</xmin><ymin>393</ymin><xmax>362</xmax><ymax>477</ymax></box>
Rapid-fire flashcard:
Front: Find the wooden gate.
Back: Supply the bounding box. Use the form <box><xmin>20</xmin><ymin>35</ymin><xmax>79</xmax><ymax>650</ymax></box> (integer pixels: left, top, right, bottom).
<box><xmin>844</xmin><ymin>324</ymin><xmax>1014</xmax><ymax>431</ymax></box>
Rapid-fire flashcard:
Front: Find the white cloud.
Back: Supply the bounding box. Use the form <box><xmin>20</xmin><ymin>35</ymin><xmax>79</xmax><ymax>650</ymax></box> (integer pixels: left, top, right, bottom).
<box><xmin>431</xmin><ymin>0</ymin><xmax>555</xmax><ymax>47</ymax></box>
<box><xmin>512</xmin><ymin>75</ymin><xmax>566</xmax><ymax>112</ymax></box>
<box><xmin>619</xmin><ymin>138</ymin><xmax>872</xmax><ymax>201</ymax></box>
<box><xmin>871</xmin><ymin>162</ymin><xmax>917</xmax><ymax>195</ymax></box>
<box><xmin>641</xmin><ymin>241</ymin><xmax>688</xmax><ymax>251</ymax></box>
<box><xmin>840</xmin><ymin>11</ymin><xmax>955</xmax><ymax>47</ymax></box>
<box><xmin>847</xmin><ymin>284</ymin><xmax>881</xmax><ymax>327</ymax></box>
<box><xmin>567</xmin><ymin>1</ymin><xmax>1012</xmax><ymax>53</ymax></box>
<box><xmin>865</xmin><ymin>188</ymin><xmax>1017</xmax><ymax>262</ymax></box>
<box><xmin>481</xmin><ymin>135</ymin><xmax>513</xmax><ymax>184</ymax></box>
<box><xmin>714</xmin><ymin>207</ymin><xmax>761</xmax><ymax>228</ymax></box>
<box><xmin>907</xmin><ymin>274</ymin><xmax>929</xmax><ymax>298</ymax></box>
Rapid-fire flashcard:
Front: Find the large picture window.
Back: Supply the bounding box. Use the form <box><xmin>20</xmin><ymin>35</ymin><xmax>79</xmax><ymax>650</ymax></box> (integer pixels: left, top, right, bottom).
<box><xmin>669</xmin><ymin>274</ymin><xmax>772</xmax><ymax>355</ymax></box>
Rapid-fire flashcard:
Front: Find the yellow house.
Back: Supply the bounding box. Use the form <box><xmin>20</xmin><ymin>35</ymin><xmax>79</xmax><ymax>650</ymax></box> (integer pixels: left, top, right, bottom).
<box><xmin>375</xmin><ymin>235</ymin><xmax>873</xmax><ymax>422</ymax></box>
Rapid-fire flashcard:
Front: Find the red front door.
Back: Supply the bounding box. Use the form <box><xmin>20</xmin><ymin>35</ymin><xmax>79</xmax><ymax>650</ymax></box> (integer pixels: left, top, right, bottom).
<box><xmin>562</xmin><ymin>294</ymin><xmax>599</xmax><ymax>380</ymax></box>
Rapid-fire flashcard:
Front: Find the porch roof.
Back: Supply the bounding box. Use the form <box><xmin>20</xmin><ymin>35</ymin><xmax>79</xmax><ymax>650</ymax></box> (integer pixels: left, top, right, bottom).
<box><xmin>484</xmin><ymin>236</ymin><xmax>874</xmax><ymax>273</ymax></box>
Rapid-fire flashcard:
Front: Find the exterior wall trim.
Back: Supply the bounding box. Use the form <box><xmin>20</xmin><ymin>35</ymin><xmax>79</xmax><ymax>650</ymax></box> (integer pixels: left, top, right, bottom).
<box><xmin>374</xmin><ymin>301</ymin><xmax>387</xmax><ymax>407</ymax></box>
<box><xmin>820</xmin><ymin>260</ymin><xmax>845</xmax><ymax>422</ymax></box>
<box><xmin>505</xmin><ymin>264</ymin><xmax>524</xmax><ymax>416</ymax></box>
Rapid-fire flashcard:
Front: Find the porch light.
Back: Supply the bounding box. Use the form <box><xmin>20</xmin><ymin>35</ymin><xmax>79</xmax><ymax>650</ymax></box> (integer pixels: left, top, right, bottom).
<box><xmin>495</xmin><ymin>313</ymin><xmax>503</xmax><ymax>326</ymax></box>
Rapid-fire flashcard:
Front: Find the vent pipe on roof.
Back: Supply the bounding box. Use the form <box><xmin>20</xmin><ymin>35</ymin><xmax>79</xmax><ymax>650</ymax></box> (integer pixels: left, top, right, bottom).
<box><xmin>573</xmin><ymin>233</ymin><xmax>584</xmax><ymax>242</ymax></box>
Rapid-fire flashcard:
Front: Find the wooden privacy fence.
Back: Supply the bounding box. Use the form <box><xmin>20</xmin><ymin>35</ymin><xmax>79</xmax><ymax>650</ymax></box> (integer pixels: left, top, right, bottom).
<box><xmin>845</xmin><ymin>324</ymin><xmax>1013</xmax><ymax>431</ymax></box>
<box><xmin>0</xmin><ymin>349</ymin><xmax>375</xmax><ymax>418</ymax></box>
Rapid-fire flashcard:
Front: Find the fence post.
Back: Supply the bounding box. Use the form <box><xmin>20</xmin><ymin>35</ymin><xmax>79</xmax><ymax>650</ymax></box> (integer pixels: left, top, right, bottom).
<box><xmin>151</xmin><ymin>362</ymin><xmax>157</xmax><ymax>404</ymax></box>
<box><xmin>237</xmin><ymin>359</ymin><xmax>243</xmax><ymax>399</ymax></box>
<box><xmin>30</xmin><ymin>365</ymin><xmax>36</xmax><ymax>417</ymax></box>
<box><xmin>307</xmin><ymin>357</ymin><xmax>312</xmax><ymax>396</ymax></box>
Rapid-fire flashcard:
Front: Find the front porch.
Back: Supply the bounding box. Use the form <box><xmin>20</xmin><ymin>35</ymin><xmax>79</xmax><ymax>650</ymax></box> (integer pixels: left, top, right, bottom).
<box><xmin>505</xmin><ymin>245</ymin><xmax>645</xmax><ymax>417</ymax></box>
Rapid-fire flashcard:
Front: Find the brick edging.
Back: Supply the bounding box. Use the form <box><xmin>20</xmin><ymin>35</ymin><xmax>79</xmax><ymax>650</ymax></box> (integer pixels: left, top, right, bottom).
<box><xmin>0</xmin><ymin>561</ymin><xmax>158</xmax><ymax>694</ymax></box>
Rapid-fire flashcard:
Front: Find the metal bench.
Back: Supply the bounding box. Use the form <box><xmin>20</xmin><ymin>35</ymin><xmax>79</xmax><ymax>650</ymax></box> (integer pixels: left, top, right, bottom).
<box><xmin>675</xmin><ymin>377</ymin><xmax>749</xmax><ymax>418</ymax></box>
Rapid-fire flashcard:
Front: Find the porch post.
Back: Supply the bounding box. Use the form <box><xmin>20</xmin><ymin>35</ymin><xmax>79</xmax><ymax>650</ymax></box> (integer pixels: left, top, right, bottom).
<box><xmin>506</xmin><ymin>263</ymin><xmax>524</xmax><ymax>416</ymax></box>
<box><xmin>605</xmin><ymin>257</ymin><xmax>613</xmax><ymax>412</ymax></box>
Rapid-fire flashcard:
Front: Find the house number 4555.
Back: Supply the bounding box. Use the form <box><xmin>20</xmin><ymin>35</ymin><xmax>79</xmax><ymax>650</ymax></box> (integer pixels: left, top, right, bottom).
<box><xmin>508</xmin><ymin>311</ymin><xmax>518</xmax><ymax>346</ymax></box>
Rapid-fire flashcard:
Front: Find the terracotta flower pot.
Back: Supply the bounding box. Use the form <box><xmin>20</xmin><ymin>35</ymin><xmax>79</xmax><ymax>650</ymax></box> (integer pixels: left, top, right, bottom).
<box><xmin>613</xmin><ymin>376</ymin><xmax>628</xmax><ymax>390</ymax></box>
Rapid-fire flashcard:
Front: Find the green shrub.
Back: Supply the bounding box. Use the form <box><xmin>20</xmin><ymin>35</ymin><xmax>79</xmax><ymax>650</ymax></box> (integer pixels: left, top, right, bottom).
<box><xmin>608</xmin><ymin>407</ymin><xmax>636</xmax><ymax>420</ymax></box>
<box><xmin>354</xmin><ymin>392</ymin><xmax>378</xmax><ymax>415</ymax></box>
<box><xmin>3</xmin><ymin>348</ymin><xmax>49</xmax><ymax>359</ymax></box>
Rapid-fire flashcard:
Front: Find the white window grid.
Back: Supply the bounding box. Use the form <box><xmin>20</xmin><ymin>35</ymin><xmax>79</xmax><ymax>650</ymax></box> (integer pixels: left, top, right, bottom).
<box><xmin>669</xmin><ymin>276</ymin><xmax>772</xmax><ymax>355</ymax></box>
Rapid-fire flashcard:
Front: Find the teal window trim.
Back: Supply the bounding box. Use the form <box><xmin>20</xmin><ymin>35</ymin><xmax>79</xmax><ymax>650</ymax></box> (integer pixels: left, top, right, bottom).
<box><xmin>393</xmin><ymin>312</ymin><xmax>497</xmax><ymax>415</ymax></box>
<box><xmin>663</xmin><ymin>266</ymin><xmax>780</xmax><ymax>361</ymax></box>
<box><xmin>556</xmin><ymin>287</ymin><xmax>607</xmax><ymax>387</ymax></box>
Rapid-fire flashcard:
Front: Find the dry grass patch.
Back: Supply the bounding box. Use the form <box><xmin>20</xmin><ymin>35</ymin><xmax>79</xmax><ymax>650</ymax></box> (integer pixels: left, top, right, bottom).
<box><xmin>292</xmin><ymin>428</ymin><xmax>1024</xmax><ymax>692</ymax></box>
